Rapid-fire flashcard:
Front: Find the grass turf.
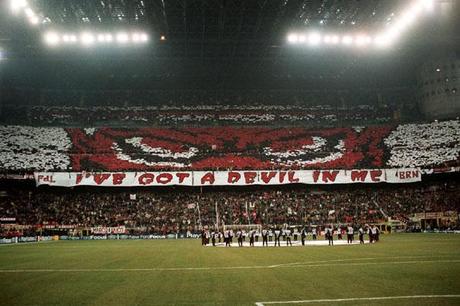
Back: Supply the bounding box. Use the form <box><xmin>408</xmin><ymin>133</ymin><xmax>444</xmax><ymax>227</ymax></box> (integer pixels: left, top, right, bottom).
<box><xmin>0</xmin><ymin>234</ymin><xmax>459</xmax><ymax>306</ymax></box>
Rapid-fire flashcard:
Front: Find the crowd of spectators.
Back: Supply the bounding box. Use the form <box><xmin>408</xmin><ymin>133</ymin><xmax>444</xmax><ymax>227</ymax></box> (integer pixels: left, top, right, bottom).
<box><xmin>0</xmin><ymin>120</ymin><xmax>458</xmax><ymax>172</ymax></box>
<box><xmin>1</xmin><ymin>179</ymin><xmax>458</xmax><ymax>236</ymax></box>
<box><xmin>0</xmin><ymin>104</ymin><xmax>394</xmax><ymax>127</ymax></box>
<box><xmin>385</xmin><ymin>120</ymin><xmax>460</xmax><ymax>168</ymax></box>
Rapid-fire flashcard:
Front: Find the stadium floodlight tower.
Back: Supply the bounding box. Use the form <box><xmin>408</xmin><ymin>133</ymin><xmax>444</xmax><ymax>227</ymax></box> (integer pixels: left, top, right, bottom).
<box><xmin>286</xmin><ymin>0</ymin><xmax>438</xmax><ymax>50</ymax></box>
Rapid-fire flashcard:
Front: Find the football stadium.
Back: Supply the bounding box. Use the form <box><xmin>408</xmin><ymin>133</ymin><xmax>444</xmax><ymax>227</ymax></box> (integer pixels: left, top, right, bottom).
<box><xmin>0</xmin><ymin>0</ymin><xmax>459</xmax><ymax>305</ymax></box>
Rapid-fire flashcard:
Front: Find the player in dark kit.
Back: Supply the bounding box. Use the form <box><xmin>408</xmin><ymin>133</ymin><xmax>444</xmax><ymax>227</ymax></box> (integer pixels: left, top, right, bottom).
<box><xmin>370</xmin><ymin>225</ymin><xmax>377</xmax><ymax>243</ymax></box>
<box><xmin>249</xmin><ymin>229</ymin><xmax>255</xmax><ymax>247</ymax></box>
<box><xmin>237</xmin><ymin>229</ymin><xmax>243</xmax><ymax>247</ymax></box>
<box><xmin>262</xmin><ymin>228</ymin><xmax>269</xmax><ymax>247</ymax></box>
<box><xmin>300</xmin><ymin>227</ymin><xmax>307</xmax><ymax>246</ymax></box>
<box><xmin>285</xmin><ymin>228</ymin><xmax>292</xmax><ymax>246</ymax></box>
<box><xmin>273</xmin><ymin>228</ymin><xmax>281</xmax><ymax>247</ymax></box>
<box><xmin>326</xmin><ymin>226</ymin><xmax>334</xmax><ymax>246</ymax></box>
<box><xmin>201</xmin><ymin>230</ymin><xmax>206</xmax><ymax>246</ymax></box>
<box><xmin>358</xmin><ymin>226</ymin><xmax>365</xmax><ymax>244</ymax></box>
<box><xmin>224</xmin><ymin>229</ymin><xmax>230</xmax><ymax>247</ymax></box>
<box><xmin>211</xmin><ymin>230</ymin><xmax>216</xmax><ymax>246</ymax></box>
<box><xmin>347</xmin><ymin>225</ymin><xmax>354</xmax><ymax>244</ymax></box>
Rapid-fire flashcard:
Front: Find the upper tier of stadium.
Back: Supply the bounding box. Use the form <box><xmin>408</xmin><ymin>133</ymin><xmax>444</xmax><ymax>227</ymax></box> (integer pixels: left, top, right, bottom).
<box><xmin>0</xmin><ymin>120</ymin><xmax>458</xmax><ymax>172</ymax></box>
<box><xmin>0</xmin><ymin>104</ymin><xmax>396</xmax><ymax>128</ymax></box>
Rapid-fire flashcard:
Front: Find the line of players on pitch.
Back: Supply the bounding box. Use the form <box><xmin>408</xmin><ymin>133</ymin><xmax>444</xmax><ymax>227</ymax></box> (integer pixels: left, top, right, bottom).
<box><xmin>202</xmin><ymin>225</ymin><xmax>381</xmax><ymax>247</ymax></box>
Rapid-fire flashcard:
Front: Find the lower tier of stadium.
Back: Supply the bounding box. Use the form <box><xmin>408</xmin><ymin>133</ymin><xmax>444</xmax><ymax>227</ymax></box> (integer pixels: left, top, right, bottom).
<box><xmin>1</xmin><ymin>173</ymin><xmax>458</xmax><ymax>238</ymax></box>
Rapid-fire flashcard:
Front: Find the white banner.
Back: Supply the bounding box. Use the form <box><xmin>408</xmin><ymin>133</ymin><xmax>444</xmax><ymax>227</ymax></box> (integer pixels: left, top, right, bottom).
<box><xmin>34</xmin><ymin>169</ymin><xmax>421</xmax><ymax>187</ymax></box>
<box><xmin>385</xmin><ymin>168</ymin><xmax>422</xmax><ymax>183</ymax></box>
<box><xmin>91</xmin><ymin>226</ymin><xmax>127</xmax><ymax>235</ymax></box>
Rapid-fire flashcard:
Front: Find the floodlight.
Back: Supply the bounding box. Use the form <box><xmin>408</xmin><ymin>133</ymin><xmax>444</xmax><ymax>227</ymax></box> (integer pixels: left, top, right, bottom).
<box><xmin>285</xmin><ymin>0</ymin><xmax>439</xmax><ymax>50</ymax></box>
<box><xmin>342</xmin><ymin>35</ymin><xmax>353</xmax><ymax>45</ymax></box>
<box><xmin>105</xmin><ymin>34</ymin><xmax>113</xmax><ymax>42</ymax></box>
<box><xmin>97</xmin><ymin>34</ymin><xmax>106</xmax><ymax>42</ymax></box>
<box><xmin>10</xmin><ymin>0</ymin><xmax>27</xmax><ymax>13</ymax></box>
<box><xmin>330</xmin><ymin>35</ymin><xmax>340</xmax><ymax>44</ymax></box>
<box><xmin>160</xmin><ymin>35</ymin><xmax>166</xmax><ymax>41</ymax></box>
<box><xmin>62</xmin><ymin>34</ymin><xmax>77</xmax><ymax>44</ymax></box>
<box><xmin>24</xmin><ymin>7</ymin><xmax>35</xmax><ymax>18</ymax></box>
<box><xmin>374</xmin><ymin>34</ymin><xmax>393</xmax><ymax>48</ymax></box>
<box><xmin>287</xmin><ymin>33</ymin><xmax>298</xmax><ymax>44</ymax></box>
<box><xmin>132</xmin><ymin>33</ymin><xmax>141</xmax><ymax>43</ymax></box>
<box><xmin>28</xmin><ymin>15</ymin><xmax>39</xmax><ymax>25</ymax></box>
<box><xmin>44</xmin><ymin>32</ymin><xmax>60</xmax><ymax>46</ymax></box>
<box><xmin>397</xmin><ymin>10</ymin><xmax>418</xmax><ymax>31</ymax></box>
<box><xmin>355</xmin><ymin>35</ymin><xmax>372</xmax><ymax>47</ymax></box>
<box><xmin>140</xmin><ymin>33</ymin><xmax>149</xmax><ymax>42</ymax></box>
<box><xmin>116</xmin><ymin>32</ymin><xmax>130</xmax><ymax>43</ymax></box>
<box><xmin>324</xmin><ymin>35</ymin><xmax>339</xmax><ymax>45</ymax></box>
<box><xmin>307</xmin><ymin>32</ymin><xmax>321</xmax><ymax>46</ymax></box>
<box><xmin>384</xmin><ymin>26</ymin><xmax>401</xmax><ymax>42</ymax></box>
<box><xmin>297</xmin><ymin>34</ymin><xmax>306</xmax><ymax>43</ymax></box>
<box><xmin>81</xmin><ymin>32</ymin><xmax>95</xmax><ymax>45</ymax></box>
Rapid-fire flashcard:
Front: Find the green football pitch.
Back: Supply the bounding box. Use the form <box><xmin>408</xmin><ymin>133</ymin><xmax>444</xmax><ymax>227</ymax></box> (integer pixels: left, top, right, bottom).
<box><xmin>1</xmin><ymin>234</ymin><xmax>459</xmax><ymax>306</ymax></box>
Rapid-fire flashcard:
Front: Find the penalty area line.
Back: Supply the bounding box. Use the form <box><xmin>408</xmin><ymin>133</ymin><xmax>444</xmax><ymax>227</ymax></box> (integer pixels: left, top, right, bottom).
<box><xmin>254</xmin><ymin>294</ymin><xmax>460</xmax><ymax>305</ymax></box>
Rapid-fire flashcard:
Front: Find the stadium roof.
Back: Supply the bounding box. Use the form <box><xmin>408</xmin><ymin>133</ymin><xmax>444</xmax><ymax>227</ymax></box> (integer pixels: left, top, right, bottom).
<box><xmin>0</xmin><ymin>0</ymin><xmax>458</xmax><ymax>91</ymax></box>
<box><xmin>1</xmin><ymin>0</ymin><xmax>457</xmax><ymax>56</ymax></box>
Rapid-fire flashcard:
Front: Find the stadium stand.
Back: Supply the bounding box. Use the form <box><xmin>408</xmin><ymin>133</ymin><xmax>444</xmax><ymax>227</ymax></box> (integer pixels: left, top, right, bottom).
<box><xmin>0</xmin><ymin>104</ymin><xmax>395</xmax><ymax>127</ymax></box>
<box><xmin>1</xmin><ymin>0</ymin><xmax>459</xmax><ymax>304</ymax></box>
<box><xmin>0</xmin><ymin>120</ymin><xmax>458</xmax><ymax>172</ymax></box>
<box><xmin>1</xmin><ymin>178</ymin><xmax>459</xmax><ymax>237</ymax></box>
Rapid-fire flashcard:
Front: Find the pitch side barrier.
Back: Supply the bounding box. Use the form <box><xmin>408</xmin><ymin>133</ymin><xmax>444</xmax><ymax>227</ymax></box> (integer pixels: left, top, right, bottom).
<box><xmin>3</xmin><ymin>231</ymin><xmax>460</xmax><ymax>245</ymax></box>
<box><xmin>0</xmin><ymin>234</ymin><xmax>202</xmax><ymax>244</ymax></box>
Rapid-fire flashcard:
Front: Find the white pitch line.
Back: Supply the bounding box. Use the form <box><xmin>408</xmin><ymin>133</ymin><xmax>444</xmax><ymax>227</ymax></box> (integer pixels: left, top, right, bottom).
<box><xmin>267</xmin><ymin>255</ymin><xmax>450</xmax><ymax>267</ymax></box>
<box><xmin>0</xmin><ymin>258</ymin><xmax>459</xmax><ymax>273</ymax></box>
<box><xmin>285</xmin><ymin>259</ymin><xmax>460</xmax><ymax>269</ymax></box>
<box><xmin>254</xmin><ymin>294</ymin><xmax>460</xmax><ymax>305</ymax></box>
